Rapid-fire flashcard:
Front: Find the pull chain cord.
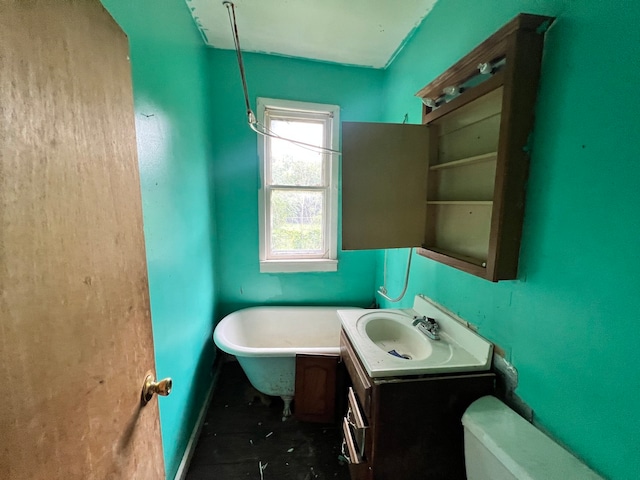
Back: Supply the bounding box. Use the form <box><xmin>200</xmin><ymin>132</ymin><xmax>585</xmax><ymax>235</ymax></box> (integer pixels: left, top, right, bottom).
<box><xmin>223</xmin><ymin>1</ymin><xmax>341</xmax><ymax>155</ymax></box>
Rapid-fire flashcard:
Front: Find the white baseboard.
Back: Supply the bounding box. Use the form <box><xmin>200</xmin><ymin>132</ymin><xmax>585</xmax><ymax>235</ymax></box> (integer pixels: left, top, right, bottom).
<box><xmin>173</xmin><ymin>360</ymin><xmax>223</xmax><ymax>480</ymax></box>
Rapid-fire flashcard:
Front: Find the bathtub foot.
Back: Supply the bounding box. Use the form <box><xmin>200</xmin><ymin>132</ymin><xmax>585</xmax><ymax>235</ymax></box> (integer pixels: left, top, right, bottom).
<box><xmin>281</xmin><ymin>396</ymin><xmax>293</xmax><ymax>421</ymax></box>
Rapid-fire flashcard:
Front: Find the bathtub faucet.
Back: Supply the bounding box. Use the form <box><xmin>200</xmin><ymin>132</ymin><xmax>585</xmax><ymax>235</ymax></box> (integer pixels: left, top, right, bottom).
<box><xmin>412</xmin><ymin>315</ymin><xmax>440</xmax><ymax>340</ymax></box>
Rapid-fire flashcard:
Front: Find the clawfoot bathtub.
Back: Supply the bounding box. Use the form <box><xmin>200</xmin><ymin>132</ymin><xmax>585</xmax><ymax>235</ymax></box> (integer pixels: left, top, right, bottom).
<box><xmin>213</xmin><ymin>306</ymin><xmax>360</xmax><ymax>419</ymax></box>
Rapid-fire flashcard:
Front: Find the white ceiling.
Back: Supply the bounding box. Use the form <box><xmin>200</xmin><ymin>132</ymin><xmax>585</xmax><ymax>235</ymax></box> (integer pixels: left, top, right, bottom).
<box><xmin>185</xmin><ymin>0</ymin><xmax>438</xmax><ymax>69</ymax></box>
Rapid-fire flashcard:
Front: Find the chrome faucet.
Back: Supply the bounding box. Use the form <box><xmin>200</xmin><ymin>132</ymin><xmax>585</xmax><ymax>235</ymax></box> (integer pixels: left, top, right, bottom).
<box><xmin>412</xmin><ymin>315</ymin><xmax>440</xmax><ymax>340</ymax></box>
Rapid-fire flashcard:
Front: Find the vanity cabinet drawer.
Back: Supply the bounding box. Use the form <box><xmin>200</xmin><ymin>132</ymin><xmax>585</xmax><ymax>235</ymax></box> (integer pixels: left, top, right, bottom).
<box><xmin>340</xmin><ymin>330</ymin><xmax>372</xmax><ymax>417</ymax></box>
<box><xmin>341</xmin><ymin>387</ymin><xmax>372</xmax><ymax>480</ymax></box>
<box><xmin>341</xmin><ymin>417</ymin><xmax>364</xmax><ymax>464</ymax></box>
<box><xmin>346</xmin><ymin>387</ymin><xmax>368</xmax><ymax>456</ymax></box>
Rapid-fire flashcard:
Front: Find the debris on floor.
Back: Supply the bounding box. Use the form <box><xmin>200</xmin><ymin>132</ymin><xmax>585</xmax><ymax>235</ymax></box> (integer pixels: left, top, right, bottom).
<box><xmin>259</xmin><ymin>461</ymin><xmax>268</xmax><ymax>480</ymax></box>
<box><xmin>184</xmin><ymin>360</ymin><xmax>350</xmax><ymax>479</ymax></box>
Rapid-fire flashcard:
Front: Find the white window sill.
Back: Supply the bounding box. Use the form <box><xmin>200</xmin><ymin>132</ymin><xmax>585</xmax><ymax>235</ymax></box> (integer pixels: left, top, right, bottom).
<box><xmin>260</xmin><ymin>259</ymin><xmax>338</xmax><ymax>273</ymax></box>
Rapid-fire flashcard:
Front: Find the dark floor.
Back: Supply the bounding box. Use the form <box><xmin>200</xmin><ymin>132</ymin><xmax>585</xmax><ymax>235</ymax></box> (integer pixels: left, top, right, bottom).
<box><xmin>186</xmin><ymin>360</ymin><xmax>351</xmax><ymax>480</ymax></box>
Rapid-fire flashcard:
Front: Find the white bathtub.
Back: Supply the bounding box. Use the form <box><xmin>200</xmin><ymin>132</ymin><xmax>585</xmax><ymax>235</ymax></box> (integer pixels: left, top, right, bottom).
<box><xmin>213</xmin><ymin>305</ymin><xmax>361</xmax><ymax>417</ymax></box>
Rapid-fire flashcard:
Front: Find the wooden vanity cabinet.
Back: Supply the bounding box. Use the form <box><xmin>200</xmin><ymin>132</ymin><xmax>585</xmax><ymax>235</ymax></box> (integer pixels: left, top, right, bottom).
<box><xmin>342</xmin><ymin>14</ymin><xmax>554</xmax><ymax>281</ymax></box>
<box><xmin>340</xmin><ymin>331</ymin><xmax>495</xmax><ymax>480</ymax></box>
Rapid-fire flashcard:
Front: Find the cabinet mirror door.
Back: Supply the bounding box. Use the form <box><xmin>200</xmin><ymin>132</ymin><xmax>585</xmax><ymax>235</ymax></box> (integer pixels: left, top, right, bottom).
<box><xmin>341</xmin><ymin>122</ymin><xmax>430</xmax><ymax>250</ymax></box>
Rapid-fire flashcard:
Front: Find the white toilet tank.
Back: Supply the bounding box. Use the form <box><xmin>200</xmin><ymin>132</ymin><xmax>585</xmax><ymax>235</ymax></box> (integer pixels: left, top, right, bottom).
<box><xmin>462</xmin><ymin>396</ymin><xmax>603</xmax><ymax>480</ymax></box>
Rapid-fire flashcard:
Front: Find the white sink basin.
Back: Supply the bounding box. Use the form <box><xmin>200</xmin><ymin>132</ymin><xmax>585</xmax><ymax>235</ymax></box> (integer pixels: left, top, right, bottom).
<box><xmin>360</xmin><ymin>312</ymin><xmax>452</xmax><ymax>362</ymax></box>
<box><xmin>339</xmin><ymin>295</ymin><xmax>493</xmax><ymax>378</ymax></box>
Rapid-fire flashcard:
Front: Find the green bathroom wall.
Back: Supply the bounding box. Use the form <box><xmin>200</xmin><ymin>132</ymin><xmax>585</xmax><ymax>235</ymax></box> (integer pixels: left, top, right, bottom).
<box><xmin>209</xmin><ymin>50</ymin><xmax>383</xmax><ymax>315</ymax></box>
<box><xmin>101</xmin><ymin>2</ymin><xmax>218</xmax><ymax>478</ymax></box>
<box><xmin>378</xmin><ymin>1</ymin><xmax>640</xmax><ymax>478</ymax></box>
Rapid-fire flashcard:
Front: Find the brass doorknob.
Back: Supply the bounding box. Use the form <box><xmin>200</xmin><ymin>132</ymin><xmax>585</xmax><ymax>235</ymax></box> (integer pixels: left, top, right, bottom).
<box><xmin>141</xmin><ymin>372</ymin><xmax>172</xmax><ymax>405</ymax></box>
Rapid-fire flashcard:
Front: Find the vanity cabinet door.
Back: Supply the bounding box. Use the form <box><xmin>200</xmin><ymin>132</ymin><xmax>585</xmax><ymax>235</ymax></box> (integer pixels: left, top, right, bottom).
<box><xmin>294</xmin><ymin>354</ymin><xmax>340</xmax><ymax>423</ymax></box>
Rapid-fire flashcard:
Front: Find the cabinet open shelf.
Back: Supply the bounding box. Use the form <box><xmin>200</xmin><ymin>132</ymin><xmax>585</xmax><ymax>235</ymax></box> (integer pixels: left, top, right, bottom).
<box><xmin>427</xmin><ymin>200</ymin><xmax>493</xmax><ymax>205</ymax></box>
<box><xmin>423</xmin><ymin>82</ymin><xmax>500</xmax><ymax>265</ymax></box>
<box><xmin>419</xmin><ymin>247</ymin><xmax>487</xmax><ymax>268</ymax></box>
<box><xmin>425</xmin><ymin>201</ymin><xmax>492</xmax><ymax>263</ymax></box>
<box><xmin>429</xmin><ymin>152</ymin><xmax>497</xmax><ymax>170</ymax></box>
<box><xmin>427</xmin><ymin>154</ymin><xmax>497</xmax><ymax>202</ymax></box>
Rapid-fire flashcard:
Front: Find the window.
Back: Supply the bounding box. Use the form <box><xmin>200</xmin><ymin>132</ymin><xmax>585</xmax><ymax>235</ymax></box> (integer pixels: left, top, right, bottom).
<box><xmin>257</xmin><ymin>98</ymin><xmax>339</xmax><ymax>273</ymax></box>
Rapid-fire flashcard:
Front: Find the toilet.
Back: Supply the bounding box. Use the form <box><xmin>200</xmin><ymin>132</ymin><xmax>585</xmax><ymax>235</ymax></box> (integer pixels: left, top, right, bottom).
<box><xmin>462</xmin><ymin>396</ymin><xmax>603</xmax><ymax>480</ymax></box>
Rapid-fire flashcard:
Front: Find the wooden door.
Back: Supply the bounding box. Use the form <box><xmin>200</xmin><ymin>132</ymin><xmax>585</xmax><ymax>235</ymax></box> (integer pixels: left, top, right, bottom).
<box><xmin>0</xmin><ymin>1</ymin><xmax>165</xmax><ymax>479</ymax></box>
<box><xmin>294</xmin><ymin>354</ymin><xmax>340</xmax><ymax>423</ymax></box>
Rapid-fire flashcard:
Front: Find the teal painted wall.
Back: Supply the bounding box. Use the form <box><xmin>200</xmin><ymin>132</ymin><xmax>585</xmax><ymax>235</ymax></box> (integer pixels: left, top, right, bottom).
<box><xmin>209</xmin><ymin>50</ymin><xmax>383</xmax><ymax>315</ymax></box>
<box><xmin>101</xmin><ymin>2</ymin><xmax>218</xmax><ymax>478</ymax></box>
<box><xmin>378</xmin><ymin>1</ymin><xmax>640</xmax><ymax>478</ymax></box>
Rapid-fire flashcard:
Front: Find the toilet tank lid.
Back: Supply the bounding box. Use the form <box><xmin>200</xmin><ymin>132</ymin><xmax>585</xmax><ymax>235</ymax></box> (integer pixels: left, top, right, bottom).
<box><xmin>462</xmin><ymin>396</ymin><xmax>603</xmax><ymax>480</ymax></box>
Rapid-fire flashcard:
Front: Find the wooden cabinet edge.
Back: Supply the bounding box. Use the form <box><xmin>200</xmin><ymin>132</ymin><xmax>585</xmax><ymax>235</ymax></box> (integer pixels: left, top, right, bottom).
<box><xmin>417</xmin><ymin>247</ymin><xmax>490</xmax><ymax>279</ymax></box>
<box><xmin>415</xmin><ymin>13</ymin><xmax>554</xmax><ymax>105</ymax></box>
<box><xmin>422</xmin><ymin>71</ymin><xmax>505</xmax><ymax>125</ymax></box>
<box><xmin>340</xmin><ymin>330</ymin><xmax>372</xmax><ymax>417</ymax></box>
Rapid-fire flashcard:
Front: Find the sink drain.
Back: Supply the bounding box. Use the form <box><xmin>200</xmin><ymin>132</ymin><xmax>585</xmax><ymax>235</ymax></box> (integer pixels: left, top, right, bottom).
<box><xmin>388</xmin><ymin>349</ymin><xmax>412</xmax><ymax>360</ymax></box>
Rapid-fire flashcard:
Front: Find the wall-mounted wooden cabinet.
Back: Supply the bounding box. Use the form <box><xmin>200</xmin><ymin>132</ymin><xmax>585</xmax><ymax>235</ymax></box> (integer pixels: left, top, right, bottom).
<box><xmin>342</xmin><ymin>14</ymin><xmax>554</xmax><ymax>281</ymax></box>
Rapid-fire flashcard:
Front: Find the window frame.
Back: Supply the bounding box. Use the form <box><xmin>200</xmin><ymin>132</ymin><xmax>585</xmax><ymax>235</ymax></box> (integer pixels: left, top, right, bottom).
<box><xmin>257</xmin><ymin>97</ymin><xmax>340</xmax><ymax>273</ymax></box>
